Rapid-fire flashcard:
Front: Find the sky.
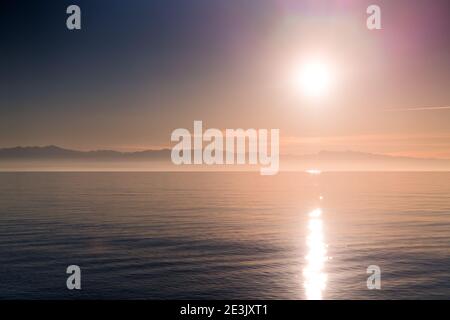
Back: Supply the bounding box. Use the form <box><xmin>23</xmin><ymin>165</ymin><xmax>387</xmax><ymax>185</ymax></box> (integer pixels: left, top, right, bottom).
<box><xmin>1</xmin><ymin>0</ymin><xmax>450</xmax><ymax>158</ymax></box>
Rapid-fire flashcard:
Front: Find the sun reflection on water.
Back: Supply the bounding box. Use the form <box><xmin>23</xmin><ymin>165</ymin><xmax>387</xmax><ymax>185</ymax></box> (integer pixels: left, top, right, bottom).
<box><xmin>303</xmin><ymin>207</ymin><xmax>328</xmax><ymax>299</ymax></box>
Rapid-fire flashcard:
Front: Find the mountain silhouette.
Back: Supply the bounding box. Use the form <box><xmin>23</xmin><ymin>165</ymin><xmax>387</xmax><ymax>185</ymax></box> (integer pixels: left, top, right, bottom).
<box><xmin>1</xmin><ymin>146</ymin><xmax>450</xmax><ymax>171</ymax></box>
<box><xmin>0</xmin><ymin>145</ymin><xmax>171</xmax><ymax>159</ymax></box>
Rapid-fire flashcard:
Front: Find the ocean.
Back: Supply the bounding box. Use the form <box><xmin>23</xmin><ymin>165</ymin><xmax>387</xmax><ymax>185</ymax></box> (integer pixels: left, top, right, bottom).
<box><xmin>0</xmin><ymin>172</ymin><xmax>449</xmax><ymax>299</ymax></box>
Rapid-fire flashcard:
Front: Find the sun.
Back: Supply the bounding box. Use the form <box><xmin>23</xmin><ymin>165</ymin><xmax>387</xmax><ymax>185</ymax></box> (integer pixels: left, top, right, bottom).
<box><xmin>291</xmin><ymin>60</ymin><xmax>333</xmax><ymax>98</ymax></box>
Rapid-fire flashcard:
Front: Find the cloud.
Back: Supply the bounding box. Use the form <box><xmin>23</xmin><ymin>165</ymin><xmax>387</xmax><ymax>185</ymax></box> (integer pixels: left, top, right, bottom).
<box><xmin>385</xmin><ymin>106</ymin><xmax>450</xmax><ymax>111</ymax></box>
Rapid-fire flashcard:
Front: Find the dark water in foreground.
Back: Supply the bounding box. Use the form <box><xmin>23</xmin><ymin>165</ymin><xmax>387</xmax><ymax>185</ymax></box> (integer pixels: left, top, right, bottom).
<box><xmin>0</xmin><ymin>172</ymin><xmax>449</xmax><ymax>299</ymax></box>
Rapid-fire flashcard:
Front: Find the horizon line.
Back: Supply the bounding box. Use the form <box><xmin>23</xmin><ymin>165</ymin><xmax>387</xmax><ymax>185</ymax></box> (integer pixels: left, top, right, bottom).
<box><xmin>1</xmin><ymin>145</ymin><xmax>450</xmax><ymax>161</ymax></box>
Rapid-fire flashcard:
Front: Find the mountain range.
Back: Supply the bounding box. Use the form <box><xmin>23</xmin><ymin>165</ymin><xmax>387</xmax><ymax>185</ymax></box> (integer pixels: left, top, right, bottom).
<box><xmin>1</xmin><ymin>145</ymin><xmax>449</xmax><ymax>171</ymax></box>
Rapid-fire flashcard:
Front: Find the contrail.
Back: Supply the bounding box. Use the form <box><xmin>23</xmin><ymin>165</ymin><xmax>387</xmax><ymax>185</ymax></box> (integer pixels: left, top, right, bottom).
<box><xmin>386</xmin><ymin>106</ymin><xmax>450</xmax><ymax>111</ymax></box>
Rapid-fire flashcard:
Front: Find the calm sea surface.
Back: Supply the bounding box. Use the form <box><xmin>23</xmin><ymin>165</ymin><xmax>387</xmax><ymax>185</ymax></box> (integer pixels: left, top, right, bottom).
<box><xmin>0</xmin><ymin>172</ymin><xmax>449</xmax><ymax>299</ymax></box>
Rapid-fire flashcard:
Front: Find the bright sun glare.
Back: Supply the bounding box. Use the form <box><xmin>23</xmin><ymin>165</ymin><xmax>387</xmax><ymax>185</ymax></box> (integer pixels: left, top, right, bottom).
<box><xmin>292</xmin><ymin>60</ymin><xmax>333</xmax><ymax>98</ymax></box>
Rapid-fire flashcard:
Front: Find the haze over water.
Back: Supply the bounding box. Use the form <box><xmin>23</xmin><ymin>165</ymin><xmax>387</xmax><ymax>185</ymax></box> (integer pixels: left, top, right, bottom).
<box><xmin>0</xmin><ymin>172</ymin><xmax>449</xmax><ymax>299</ymax></box>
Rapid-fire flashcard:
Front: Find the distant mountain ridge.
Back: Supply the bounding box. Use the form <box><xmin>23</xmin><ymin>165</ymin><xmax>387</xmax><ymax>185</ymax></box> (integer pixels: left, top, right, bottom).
<box><xmin>1</xmin><ymin>145</ymin><xmax>450</xmax><ymax>171</ymax></box>
<box><xmin>1</xmin><ymin>145</ymin><xmax>448</xmax><ymax>160</ymax></box>
<box><xmin>0</xmin><ymin>145</ymin><xmax>171</xmax><ymax>159</ymax></box>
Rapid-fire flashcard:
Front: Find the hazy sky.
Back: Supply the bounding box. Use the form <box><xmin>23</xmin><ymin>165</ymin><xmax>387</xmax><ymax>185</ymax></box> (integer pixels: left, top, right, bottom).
<box><xmin>2</xmin><ymin>0</ymin><xmax>450</xmax><ymax>158</ymax></box>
